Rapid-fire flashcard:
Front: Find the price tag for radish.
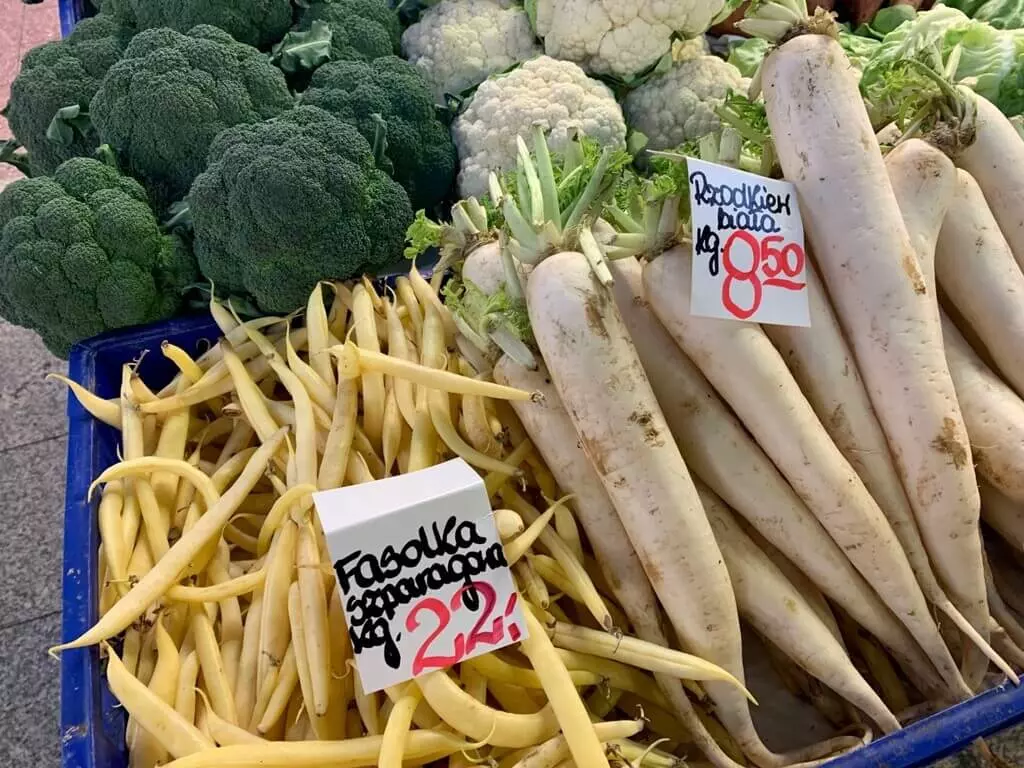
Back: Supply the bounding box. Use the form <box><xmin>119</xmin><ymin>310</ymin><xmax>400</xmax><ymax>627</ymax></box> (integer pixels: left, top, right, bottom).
<box><xmin>314</xmin><ymin>458</ymin><xmax>527</xmax><ymax>693</ymax></box>
<box><xmin>687</xmin><ymin>158</ymin><xmax>810</xmax><ymax>327</ymax></box>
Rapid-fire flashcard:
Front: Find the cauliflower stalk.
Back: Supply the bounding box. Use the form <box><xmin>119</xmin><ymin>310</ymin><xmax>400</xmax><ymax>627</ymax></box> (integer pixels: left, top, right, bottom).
<box><xmin>401</xmin><ymin>0</ymin><xmax>541</xmax><ymax>102</ymax></box>
<box><xmin>624</xmin><ymin>55</ymin><xmax>749</xmax><ymax>150</ymax></box>
<box><xmin>533</xmin><ymin>0</ymin><xmax>728</xmax><ymax>80</ymax></box>
<box><xmin>452</xmin><ymin>55</ymin><xmax>627</xmax><ymax>198</ymax></box>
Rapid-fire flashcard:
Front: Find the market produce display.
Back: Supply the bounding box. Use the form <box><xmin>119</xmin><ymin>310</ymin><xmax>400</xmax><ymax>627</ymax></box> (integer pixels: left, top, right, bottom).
<box><xmin>16</xmin><ymin>0</ymin><xmax>1024</xmax><ymax>763</ymax></box>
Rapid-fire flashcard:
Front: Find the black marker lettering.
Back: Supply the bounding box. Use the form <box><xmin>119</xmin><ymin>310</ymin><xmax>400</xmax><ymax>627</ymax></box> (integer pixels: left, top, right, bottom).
<box><xmin>336</xmin><ymin>514</ymin><xmax>511</xmax><ymax>671</ymax></box>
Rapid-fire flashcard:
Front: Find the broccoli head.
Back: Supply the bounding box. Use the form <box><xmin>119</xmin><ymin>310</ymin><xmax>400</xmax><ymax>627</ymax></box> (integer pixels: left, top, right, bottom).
<box><xmin>90</xmin><ymin>25</ymin><xmax>294</xmax><ymax>211</ymax></box>
<box><xmin>296</xmin><ymin>0</ymin><xmax>401</xmax><ymax>65</ymax></box>
<box><xmin>5</xmin><ymin>16</ymin><xmax>134</xmax><ymax>176</ymax></box>
<box><xmin>0</xmin><ymin>157</ymin><xmax>199</xmax><ymax>357</ymax></box>
<box><xmin>302</xmin><ymin>56</ymin><xmax>457</xmax><ymax>210</ymax></box>
<box><xmin>189</xmin><ymin>105</ymin><xmax>413</xmax><ymax>314</ymax></box>
<box><xmin>102</xmin><ymin>0</ymin><xmax>293</xmax><ymax>50</ymax></box>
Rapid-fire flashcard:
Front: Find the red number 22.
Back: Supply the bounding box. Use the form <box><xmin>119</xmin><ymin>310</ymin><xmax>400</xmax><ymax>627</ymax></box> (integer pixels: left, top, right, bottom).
<box><xmin>407</xmin><ymin>598</ymin><xmax>465</xmax><ymax>676</ymax></box>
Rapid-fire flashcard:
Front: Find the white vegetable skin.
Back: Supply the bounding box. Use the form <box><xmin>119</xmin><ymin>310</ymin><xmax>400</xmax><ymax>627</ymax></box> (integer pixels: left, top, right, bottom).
<box><xmin>956</xmin><ymin>96</ymin><xmax>1024</xmax><ymax>271</ymax></box>
<box><xmin>494</xmin><ymin>357</ymin><xmax>746</xmax><ymax>768</ymax></box>
<box><xmin>699</xmin><ymin>483</ymin><xmax>900</xmax><ymax>735</ymax></box>
<box><xmin>452</xmin><ymin>56</ymin><xmax>627</xmax><ymax>198</ymax></box>
<box><xmin>608</xmin><ymin>257</ymin><xmax>945</xmax><ymax>698</ymax></box>
<box><xmin>533</xmin><ymin>0</ymin><xmax>724</xmax><ymax>78</ymax></box>
<box><xmin>493</xmin><ymin>358</ymin><xmax>663</xmax><ymax>628</ymax></box>
<box><xmin>884</xmin><ymin>140</ymin><xmax>998</xmax><ymax>688</ymax></box>
<box><xmin>524</xmin><ymin>251</ymin><xmax>762</xmax><ymax>762</ymax></box>
<box><xmin>401</xmin><ymin>0</ymin><xmax>541</xmax><ymax>102</ymax></box>
<box><xmin>979</xmin><ymin>481</ymin><xmax>1024</xmax><ymax>552</ymax></box>
<box><xmin>643</xmin><ymin>247</ymin><xmax>970</xmax><ymax>699</ymax></box>
<box><xmin>764</xmin><ymin>246</ymin><xmax>1010</xmax><ymax>682</ymax></box>
<box><xmin>942</xmin><ymin>314</ymin><xmax>1024</xmax><ymax>505</ymax></box>
<box><xmin>623</xmin><ymin>56</ymin><xmax>748</xmax><ymax>150</ymax></box>
<box><xmin>936</xmin><ymin>169</ymin><xmax>1024</xmax><ymax>400</ymax></box>
<box><xmin>761</xmin><ymin>34</ymin><xmax>983</xmax><ymax>694</ymax></box>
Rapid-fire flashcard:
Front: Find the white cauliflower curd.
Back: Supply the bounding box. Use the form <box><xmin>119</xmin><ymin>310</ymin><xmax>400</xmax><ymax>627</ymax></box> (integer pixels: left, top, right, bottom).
<box><xmin>452</xmin><ymin>55</ymin><xmax>627</xmax><ymax>197</ymax></box>
<box><xmin>624</xmin><ymin>55</ymin><xmax>748</xmax><ymax>149</ymax></box>
<box><xmin>401</xmin><ymin>0</ymin><xmax>541</xmax><ymax>102</ymax></box>
<box><xmin>533</xmin><ymin>0</ymin><xmax>727</xmax><ymax>80</ymax></box>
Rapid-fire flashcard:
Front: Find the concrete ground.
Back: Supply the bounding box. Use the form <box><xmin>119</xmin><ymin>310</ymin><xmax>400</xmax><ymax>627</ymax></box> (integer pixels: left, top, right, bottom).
<box><xmin>1</xmin><ymin>0</ymin><xmax>1023</xmax><ymax>766</ymax></box>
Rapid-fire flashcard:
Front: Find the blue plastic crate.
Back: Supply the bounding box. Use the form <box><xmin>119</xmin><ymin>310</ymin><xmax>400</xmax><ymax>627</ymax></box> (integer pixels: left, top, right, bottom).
<box><xmin>60</xmin><ymin>314</ymin><xmax>221</xmax><ymax>768</ymax></box>
<box><xmin>58</xmin><ymin>311</ymin><xmax>1024</xmax><ymax>768</ymax></box>
<box><xmin>59</xmin><ymin>0</ymin><xmax>95</xmax><ymax>38</ymax></box>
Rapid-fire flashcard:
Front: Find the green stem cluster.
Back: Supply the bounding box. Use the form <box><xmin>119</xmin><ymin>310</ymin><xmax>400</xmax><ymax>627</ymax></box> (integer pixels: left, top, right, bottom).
<box><xmin>493</xmin><ymin>123</ymin><xmax>631</xmax><ymax>287</ymax></box>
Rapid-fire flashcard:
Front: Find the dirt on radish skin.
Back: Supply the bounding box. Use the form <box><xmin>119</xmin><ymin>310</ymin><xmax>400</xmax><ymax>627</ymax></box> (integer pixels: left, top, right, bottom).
<box><xmin>608</xmin><ymin>256</ymin><xmax>948</xmax><ymax>700</ymax></box>
<box><xmin>762</xmin><ymin>33</ymin><xmax>984</xmax><ymax>695</ymax></box>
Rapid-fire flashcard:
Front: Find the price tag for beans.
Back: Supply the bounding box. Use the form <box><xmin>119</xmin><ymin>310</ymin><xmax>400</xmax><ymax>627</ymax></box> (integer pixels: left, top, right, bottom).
<box><xmin>687</xmin><ymin>157</ymin><xmax>810</xmax><ymax>327</ymax></box>
<box><xmin>314</xmin><ymin>458</ymin><xmax>527</xmax><ymax>693</ymax></box>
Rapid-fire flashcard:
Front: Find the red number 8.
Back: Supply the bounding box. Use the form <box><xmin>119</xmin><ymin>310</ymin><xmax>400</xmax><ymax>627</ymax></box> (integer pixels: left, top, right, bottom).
<box><xmin>721</xmin><ymin>230</ymin><xmax>763</xmax><ymax>319</ymax></box>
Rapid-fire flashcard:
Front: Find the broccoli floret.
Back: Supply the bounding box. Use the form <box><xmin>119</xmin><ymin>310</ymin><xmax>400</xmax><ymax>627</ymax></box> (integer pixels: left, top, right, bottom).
<box><xmin>189</xmin><ymin>105</ymin><xmax>413</xmax><ymax>314</ymax></box>
<box><xmin>302</xmin><ymin>56</ymin><xmax>457</xmax><ymax>210</ymax></box>
<box><xmin>297</xmin><ymin>0</ymin><xmax>401</xmax><ymax>65</ymax></box>
<box><xmin>0</xmin><ymin>157</ymin><xmax>199</xmax><ymax>357</ymax></box>
<box><xmin>5</xmin><ymin>16</ymin><xmax>134</xmax><ymax>176</ymax></box>
<box><xmin>102</xmin><ymin>0</ymin><xmax>293</xmax><ymax>49</ymax></box>
<box><xmin>89</xmin><ymin>25</ymin><xmax>294</xmax><ymax>211</ymax></box>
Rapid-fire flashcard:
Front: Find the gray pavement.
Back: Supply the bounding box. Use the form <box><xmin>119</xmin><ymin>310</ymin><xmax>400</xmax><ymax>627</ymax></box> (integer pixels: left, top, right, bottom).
<box><xmin>0</xmin><ymin>321</ymin><xmax>65</xmax><ymax>766</ymax></box>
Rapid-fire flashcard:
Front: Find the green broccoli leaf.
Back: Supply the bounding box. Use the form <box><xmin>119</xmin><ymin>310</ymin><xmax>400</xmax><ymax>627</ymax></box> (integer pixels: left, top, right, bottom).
<box><xmin>272</xmin><ymin>21</ymin><xmax>334</xmax><ymax>75</ymax></box>
<box><xmin>46</xmin><ymin>105</ymin><xmax>94</xmax><ymax>148</ymax></box>
<box><xmin>0</xmin><ymin>139</ymin><xmax>33</xmax><ymax>178</ymax></box>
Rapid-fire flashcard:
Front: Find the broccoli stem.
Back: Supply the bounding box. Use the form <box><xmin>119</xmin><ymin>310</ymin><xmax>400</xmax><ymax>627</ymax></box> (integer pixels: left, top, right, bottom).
<box><xmin>0</xmin><ymin>140</ymin><xmax>33</xmax><ymax>177</ymax></box>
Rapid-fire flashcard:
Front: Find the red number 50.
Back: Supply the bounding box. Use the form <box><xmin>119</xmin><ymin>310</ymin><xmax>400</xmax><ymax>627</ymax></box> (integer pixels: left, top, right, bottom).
<box><xmin>721</xmin><ymin>232</ymin><xmax>806</xmax><ymax>319</ymax></box>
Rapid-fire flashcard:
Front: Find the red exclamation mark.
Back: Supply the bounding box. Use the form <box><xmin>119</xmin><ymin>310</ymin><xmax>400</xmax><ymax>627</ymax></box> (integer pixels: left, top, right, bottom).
<box><xmin>505</xmin><ymin>593</ymin><xmax>521</xmax><ymax>641</ymax></box>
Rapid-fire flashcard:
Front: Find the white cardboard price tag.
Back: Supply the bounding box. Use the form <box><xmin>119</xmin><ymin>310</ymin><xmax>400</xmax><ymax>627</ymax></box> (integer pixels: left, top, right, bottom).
<box><xmin>687</xmin><ymin>157</ymin><xmax>811</xmax><ymax>327</ymax></box>
<box><xmin>313</xmin><ymin>458</ymin><xmax>527</xmax><ymax>693</ymax></box>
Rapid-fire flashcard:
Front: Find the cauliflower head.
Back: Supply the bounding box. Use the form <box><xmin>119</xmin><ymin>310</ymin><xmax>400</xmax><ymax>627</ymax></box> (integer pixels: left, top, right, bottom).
<box><xmin>533</xmin><ymin>0</ymin><xmax>726</xmax><ymax>79</ymax></box>
<box><xmin>302</xmin><ymin>56</ymin><xmax>457</xmax><ymax>210</ymax></box>
<box><xmin>189</xmin><ymin>106</ymin><xmax>414</xmax><ymax>314</ymax></box>
<box><xmin>401</xmin><ymin>0</ymin><xmax>541</xmax><ymax>101</ymax></box>
<box><xmin>452</xmin><ymin>56</ymin><xmax>627</xmax><ymax>198</ymax></box>
<box><xmin>624</xmin><ymin>55</ymin><xmax>748</xmax><ymax>149</ymax></box>
<box><xmin>89</xmin><ymin>26</ymin><xmax>294</xmax><ymax>211</ymax></box>
<box><xmin>0</xmin><ymin>157</ymin><xmax>198</xmax><ymax>357</ymax></box>
<box><xmin>6</xmin><ymin>16</ymin><xmax>133</xmax><ymax>176</ymax></box>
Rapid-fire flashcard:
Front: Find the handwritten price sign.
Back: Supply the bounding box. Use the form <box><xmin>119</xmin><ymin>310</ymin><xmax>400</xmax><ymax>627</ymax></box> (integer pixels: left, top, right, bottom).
<box><xmin>687</xmin><ymin>158</ymin><xmax>810</xmax><ymax>327</ymax></box>
<box><xmin>314</xmin><ymin>459</ymin><xmax>526</xmax><ymax>693</ymax></box>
